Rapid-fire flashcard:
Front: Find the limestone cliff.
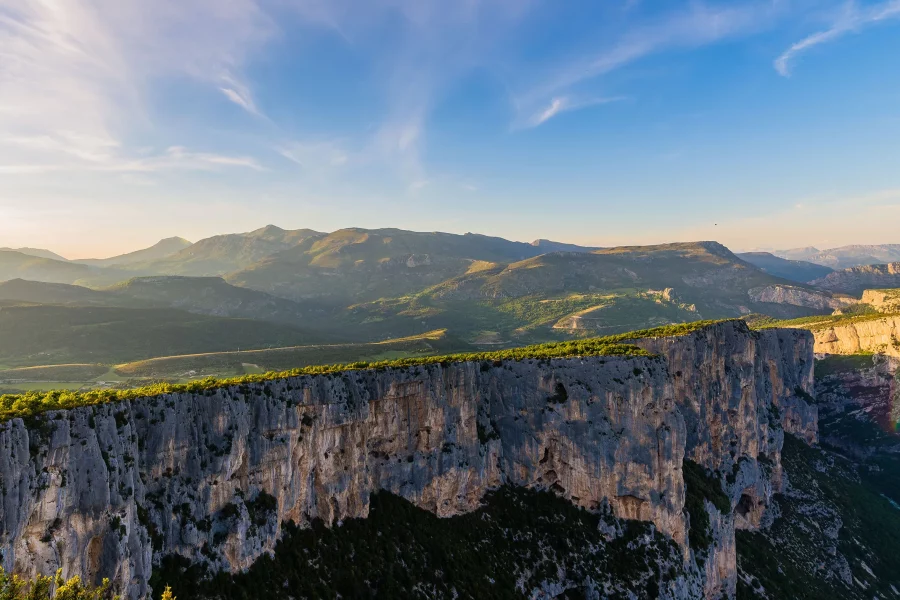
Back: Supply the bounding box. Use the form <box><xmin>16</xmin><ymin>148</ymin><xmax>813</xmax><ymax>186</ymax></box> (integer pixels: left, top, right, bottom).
<box><xmin>860</xmin><ymin>288</ymin><xmax>900</xmax><ymax>313</ymax></box>
<box><xmin>747</xmin><ymin>284</ymin><xmax>854</xmax><ymax>311</ymax></box>
<box><xmin>812</xmin><ymin>262</ymin><xmax>900</xmax><ymax>294</ymax></box>
<box><xmin>0</xmin><ymin>322</ymin><xmax>816</xmax><ymax>599</ymax></box>
<box><xmin>806</xmin><ymin>315</ymin><xmax>900</xmax><ymax>357</ymax></box>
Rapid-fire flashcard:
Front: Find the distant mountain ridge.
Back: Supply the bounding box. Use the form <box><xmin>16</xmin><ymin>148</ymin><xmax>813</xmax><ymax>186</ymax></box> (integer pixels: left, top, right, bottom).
<box><xmin>128</xmin><ymin>226</ymin><xmax>323</xmax><ymax>276</ymax></box>
<box><xmin>737</xmin><ymin>252</ymin><xmax>834</xmax><ymax>283</ymax></box>
<box><xmin>0</xmin><ymin>228</ymin><xmax>859</xmax><ymax>368</ymax></box>
<box><xmin>0</xmin><ymin>247</ymin><xmax>69</xmax><ymax>262</ymax></box>
<box><xmin>75</xmin><ymin>237</ymin><xmax>192</xmax><ymax>267</ymax></box>
<box><xmin>530</xmin><ymin>239</ymin><xmax>602</xmax><ymax>253</ymax></box>
<box><xmin>775</xmin><ymin>244</ymin><xmax>900</xmax><ymax>269</ymax></box>
<box><xmin>0</xmin><ymin>250</ymin><xmax>97</xmax><ymax>284</ymax></box>
<box><xmin>811</xmin><ymin>262</ymin><xmax>900</xmax><ymax>294</ymax></box>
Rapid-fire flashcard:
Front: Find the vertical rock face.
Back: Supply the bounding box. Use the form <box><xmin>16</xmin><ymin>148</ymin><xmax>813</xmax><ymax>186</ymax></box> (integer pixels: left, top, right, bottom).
<box><xmin>809</xmin><ymin>315</ymin><xmax>900</xmax><ymax>357</ymax></box>
<box><xmin>635</xmin><ymin>324</ymin><xmax>817</xmax><ymax>598</ymax></box>
<box><xmin>0</xmin><ymin>322</ymin><xmax>816</xmax><ymax>599</ymax></box>
<box><xmin>861</xmin><ymin>289</ymin><xmax>900</xmax><ymax>313</ymax></box>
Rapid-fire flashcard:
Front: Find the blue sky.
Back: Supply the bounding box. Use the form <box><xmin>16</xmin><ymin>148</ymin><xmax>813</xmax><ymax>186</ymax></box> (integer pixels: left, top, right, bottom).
<box><xmin>1</xmin><ymin>0</ymin><xmax>899</xmax><ymax>258</ymax></box>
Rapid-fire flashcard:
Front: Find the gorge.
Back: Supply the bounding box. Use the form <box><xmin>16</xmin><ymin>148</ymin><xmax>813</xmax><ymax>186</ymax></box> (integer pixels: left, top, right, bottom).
<box><xmin>0</xmin><ymin>321</ymin><xmax>819</xmax><ymax>599</ymax></box>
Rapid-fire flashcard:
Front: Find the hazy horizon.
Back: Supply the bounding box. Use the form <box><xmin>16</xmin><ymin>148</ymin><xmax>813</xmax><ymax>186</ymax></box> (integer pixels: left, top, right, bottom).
<box><xmin>4</xmin><ymin>220</ymin><xmax>900</xmax><ymax>263</ymax></box>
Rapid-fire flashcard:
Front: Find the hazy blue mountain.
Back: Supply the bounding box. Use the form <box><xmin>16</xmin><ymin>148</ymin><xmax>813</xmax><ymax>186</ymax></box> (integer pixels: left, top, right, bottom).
<box><xmin>0</xmin><ymin>247</ymin><xmax>69</xmax><ymax>262</ymax></box>
<box><xmin>0</xmin><ymin>250</ymin><xmax>97</xmax><ymax>285</ymax></box>
<box><xmin>737</xmin><ymin>252</ymin><xmax>834</xmax><ymax>283</ymax></box>
<box><xmin>75</xmin><ymin>237</ymin><xmax>192</xmax><ymax>267</ymax></box>
<box><xmin>775</xmin><ymin>244</ymin><xmax>900</xmax><ymax>269</ymax></box>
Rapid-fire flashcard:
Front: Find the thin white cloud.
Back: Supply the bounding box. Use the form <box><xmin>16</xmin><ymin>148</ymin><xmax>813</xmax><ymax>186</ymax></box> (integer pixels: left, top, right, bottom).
<box><xmin>524</xmin><ymin>95</ymin><xmax>626</xmax><ymax>128</ymax></box>
<box><xmin>278</xmin><ymin>140</ymin><xmax>349</xmax><ymax>168</ymax></box>
<box><xmin>534</xmin><ymin>98</ymin><xmax>566</xmax><ymax>126</ymax></box>
<box><xmin>0</xmin><ymin>146</ymin><xmax>264</xmax><ymax>174</ymax></box>
<box><xmin>515</xmin><ymin>2</ymin><xmax>786</xmax><ymax>123</ymax></box>
<box><xmin>775</xmin><ymin>0</ymin><xmax>900</xmax><ymax>76</ymax></box>
<box><xmin>219</xmin><ymin>74</ymin><xmax>263</xmax><ymax>116</ymax></box>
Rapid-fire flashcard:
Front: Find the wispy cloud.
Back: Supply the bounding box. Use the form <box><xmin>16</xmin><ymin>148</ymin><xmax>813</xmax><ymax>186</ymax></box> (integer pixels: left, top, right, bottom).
<box><xmin>775</xmin><ymin>0</ymin><xmax>900</xmax><ymax>76</ymax></box>
<box><xmin>515</xmin><ymin>2</ymin><xmax>786</xmax><ymax>123</ymax></box>
<box><xmin>278</xmin><ymin>140</ymin><xmax>349</xmax><ymax>168</ymax></box>
<box><xmin>219</xmin><ymin>75</ymin><xmax>263</xmax><ymax>116</ymax></box>
<box><xmin>0</xmin><ymin>145</ymin><xmax>264</xmax><ymax>175</ymax></box>
<box><xmin>0</xmin><ymin>0</ymin><xmax>275</xmax><ymax>177</ymax></box>
<box><xmin>524</xmin><ymin>95</ymin><xmax>626</xmax><ymax>128</ymax></box>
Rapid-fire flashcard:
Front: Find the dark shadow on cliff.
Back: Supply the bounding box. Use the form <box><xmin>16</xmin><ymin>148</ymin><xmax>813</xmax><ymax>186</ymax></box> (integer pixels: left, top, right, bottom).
<box><xmin>151</xmin><ymin>487</ymin><xmax>689</xmax><ymax>599</ymax></box>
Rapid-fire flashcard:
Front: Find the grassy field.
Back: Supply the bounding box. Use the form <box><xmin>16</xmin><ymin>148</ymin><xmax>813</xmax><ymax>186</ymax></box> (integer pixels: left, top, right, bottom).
<box><xmin>0</xmin><ymin>304</ymin><xmax>329</xmax><ymax>367</ymax></box>
<box><xmin>114</xmin><ymin>330</ymin><xmax>455</xmax><ymax>379</ymax></box>
<box><xmin>0</xmin><ymin>363</ymin><xmax>109</xmax><ymax>381</ymax></box>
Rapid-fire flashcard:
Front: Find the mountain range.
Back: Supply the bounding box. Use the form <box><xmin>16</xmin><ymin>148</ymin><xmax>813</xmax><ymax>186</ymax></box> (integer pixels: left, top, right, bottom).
<box><xmin>775</xmin><ymin>244</ymin><xmax>900</xmax><ymax>269</ymax></box>
<box><xmin>0</xmin><ymin>226</ymin><xmax>894</xmax><ymax>381</ymax></box>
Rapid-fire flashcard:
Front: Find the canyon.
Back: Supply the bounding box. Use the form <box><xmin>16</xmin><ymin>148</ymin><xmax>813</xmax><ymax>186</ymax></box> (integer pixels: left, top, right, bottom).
<box><xmin>0</xmin><ymin>321</ymin><xmax>817</xmax><ymax>599</ymax></box>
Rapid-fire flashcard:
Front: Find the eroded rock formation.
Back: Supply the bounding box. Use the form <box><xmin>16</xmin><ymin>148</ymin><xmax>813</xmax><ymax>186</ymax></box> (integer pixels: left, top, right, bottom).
<box><xmin>748</xmin><ymin>284</ymin><xmax>855</xmax><ymax>311</ymax></box>
<box><xmin>861</xmin><ymin>289</ymin><xmax>900</xmax><ymax>313</ymax></box>
<box><xmin>0</xmin><ymin>321</ymin><xmax>816</xmax><ymax>599</ymax></box>
<box><xmin>812</xmin><ymin>262</ymin><xmax>900</xmax><ymax>294</ymax></box>
<box><xmin>809</xmin><ymin>315</ymin><xmax>900</xmax><ymax>357</ymax></box>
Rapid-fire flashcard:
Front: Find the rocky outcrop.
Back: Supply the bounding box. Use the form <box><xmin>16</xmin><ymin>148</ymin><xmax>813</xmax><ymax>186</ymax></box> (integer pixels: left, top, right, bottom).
<box><xmin>860</xmin><ymin>289</ymin><xmax>900</xmax><ymax>313</ymax></box>
<box><xmin>748</xmin><ymin>284</ymin><xmax>855</xmax><ymax>311</ymax></box>
<box><xmin>809</xmin><ymin>316</ymin><xmax>900</xmax><ymax>358</ymax></box>
<box><xmin>0</xmin><ymin>322</ymin><xmax>816</xmax><ymax>599</ymax></box>
<box><xmin>812</xmin><ymin>262</ymin><xmax>900</xmax><ymax>294</ymax></box>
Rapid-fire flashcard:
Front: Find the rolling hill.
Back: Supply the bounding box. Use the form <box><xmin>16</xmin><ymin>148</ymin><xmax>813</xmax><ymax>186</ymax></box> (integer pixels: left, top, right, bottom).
<box><xmin>337</xmin><ymin>242</ymin><xmax>828</xmax><ymax>344</ymax></box>
<box><xmin>0</xmin><ymin>304</ymin><xmax>329</xmax><ymax>367</ymax></box>
<box><xmin>75</xmin><ymin>236</ymin><xmax>192</xmax><ymax>267</ymax></box>
<box><xmin>0</xmin><ymin>276</ymin><xmax>327</xmax><ymax>328</ymax></box>
<box><xmin>0</xmin><ymin>228</ymin><xmax>855</xmax><ymax>371</ymax></box>
<box><xmin>104</xmin><ymin>276</ymin><xmax>324</xmax><ymax>324</ymax></box>
<box><xmin>736</xmin><ymin>252</ymin><xmax>833</xmax><ymax>283</ymax></box>
<box><xmin>0</xmin><ymin>250</ymin><xmax>99</xmax><ymax>284</ymax></box>
<box><xmin>0</xmin><ymin>247</ymin><xmax>69</xmax><ymax>261</ymax></box>
<box><xmin>228</xmin><ymin>228</ymin><xmax>585</xmax><ymax>302</ymax></box>
<box><xmin>0</xmin><ymin>279</ymin><xmax>112</xmax><ymax>305</ymax></box>
<box><xmin>130</xmin><ymin>225</ymin><xmax>323</xmax><ymax>276</ymax></box>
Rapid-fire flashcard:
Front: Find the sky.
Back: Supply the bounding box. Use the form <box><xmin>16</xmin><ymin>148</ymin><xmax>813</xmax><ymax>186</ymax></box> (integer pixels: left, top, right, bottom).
<box><xmin>1</xmin><ymin>0</ymin><xmax>899</xmax><ymax>259</ymax></box>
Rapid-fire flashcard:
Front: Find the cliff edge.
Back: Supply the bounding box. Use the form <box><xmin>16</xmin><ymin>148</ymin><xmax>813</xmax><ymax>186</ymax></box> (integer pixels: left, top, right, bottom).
<box><xmin>0</xmin><ymin>321</ymin><xmax>816</xmax><ymax>599</ymax></box>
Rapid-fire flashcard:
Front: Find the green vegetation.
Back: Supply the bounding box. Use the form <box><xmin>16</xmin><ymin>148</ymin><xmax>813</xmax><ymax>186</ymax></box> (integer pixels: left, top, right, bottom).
<box><xmin>736</xmin><ymin>435</ymin><xmax>900</xmax><ymax>599</ymax></box>
<box><xmin>754</xmin><ymin>310</ymin><xmax>900</xmax><ymax>332</ymax></box>
<box><xmin>0</xmin><ymin>320</ymin><xmax>731</xmax><ymax>423</ymax></box>
<box><xmin>0</xmin><ymin>305</ymin><xmax>328</xmax><ymax>367</ymax></box>
<box><xmin>0</xmin><ymin>364</ymin><xmax>109</xmax><ymax>382</ymax></box>
<box><xmin>0</xmin><ymin>567</ymin><xmax>118</xmax><ymax>599</ymax></box>
<box><xmin>683</xmin><ymin>459</ymin><xmax>730</xmax><ymax>554</ymax></box>
<box><xmin>150</xmin><ymin>486</ymin><xmax>684</xmax><ymax>600</ymax></box>
<box><xmin>813</xmin><ymin>354</ymin><xmax>875</xmax><ymax>378</ymax></box>
<box><xmin>113</xmin><ymin>330</ymin><xmax>453</xmax><ymax>380</ymax></box>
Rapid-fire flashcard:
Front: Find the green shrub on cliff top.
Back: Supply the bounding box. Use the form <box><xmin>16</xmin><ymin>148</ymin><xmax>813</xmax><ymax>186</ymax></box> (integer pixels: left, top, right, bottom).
<box><xmin>0</xmin><ymin>319</ymin><xmax>735</xmax><ymax>424</ymax></box>
<box><xmin>753</xmin><ymin>311</ymin><xmax>900</xmax><ymax>332</ymax></box>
